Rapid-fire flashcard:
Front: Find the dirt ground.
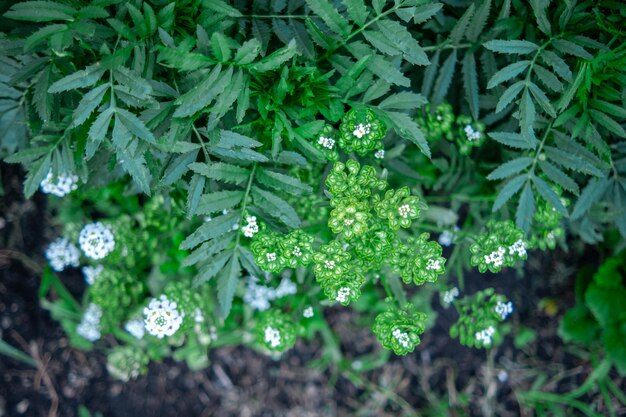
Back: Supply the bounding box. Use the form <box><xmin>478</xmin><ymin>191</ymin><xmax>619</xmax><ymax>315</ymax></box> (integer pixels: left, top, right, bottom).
<box><xmin>1</xmin><ymin>163</ymin><xmax>623</xmax><ymax>417</ymax></box>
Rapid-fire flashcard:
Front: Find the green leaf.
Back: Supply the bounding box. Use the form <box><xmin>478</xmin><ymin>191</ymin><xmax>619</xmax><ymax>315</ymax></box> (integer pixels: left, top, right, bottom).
<box><xmin>466</xmin><ymin>0</ymin><xmax>491</xmax><ymax>42</ymax></box>
<box><xmin>488</xmin><ymin>132</ymin><xmax>534</xmax><ymax>149</ymax></box>
<box><xmin>377</xmin><ymin>20</ymin><xmax>429</xmax><ymax>66</ymax></box>
<box><xmin>219</xmin><ymin>130</ymin><xmax>262</xmax><ymax>148</ymax></box>
<box><xmin>528</xmin><ymin>82</ymin><xmax>556</xmax><ymax>118</ymax></box>
<box><xmin>186</xmin><ymin>173</ymin><xmax>205</xmax><ymax>217</ymax></box>
<box><xmin>484</xmin><ymin>40</ymin><xmax>538</xmax><ymax>54</ymax></box>
<box><xmin>24</xmin><ymin>153</ymin><xmax>51</xmax><ymax>198</ymax></box>
<box><xmin>180</xmin><ymin>210</ymin><xmax>240</xmax><ymax>250</ymax></box>
<box><xmin>531</xmin><ymin>174</ymin><xmax>568</xmax><ymax>215</ymax></box>
<box><xmin>486</xmin><ymin>60</ymin><xmax>530</xmax><ymax>89</ymax></box>
<box><xmin>591</xmin><ymin>99</ymin><xmax>626</xmax><ymax>119</ymax></box>
<box><xmin>182</xmin><ymin>232</ymin><xmax>236</xmax><ymax>267</ymax></box>
<box><xmin>24</xmin><ymin>24</ymin><xmax>68</xmax><ymax>51</ymax></box>
<box><xmin>48</xmin><ymin>66</ymin><xmax>105</xmax><ymax>93</ymax></box>
<box><xmin>256</xmin><ymin>168</ymin><xmax>313</xmax><ymax>195</ymax></box>
<box><xmin>189</xmin><ymin>162</ymin><xmax>250</xmax><ymax>184</ymax></box>
<box><xmin>211</xmin><ymin>32</ymin><xmax>231</xmax><ymax>62</ymax></box>
<box><xmin>556</xmin><ymin>68</ymin><xmax>584</xmax><ymax>112</ymax></box>
<box><xmin>196</xmin><ymin>190</ymin><xmax>244</xmax><ymax>215</ymax></box>
<box><xmin>496</xmin><ymin>80</ymin><xmax>524</xmax><ymax>113</ymax></box>
<box><xmin>217</xmin><ymin>251</ymin><xmax>240</xmax><ymax>318</ymax></box>
<box><xmin>251</xmin><ymin>186</ymin><xmax>300</xmax><ymax>228</ymax></box>
<box><xmin>519</xmin><ymin>89</ymin><xmax>537</xmax><ymax>147</ymax></box>
<box><xmin>250</xmin><ymin>39</ymin><xmax>298</xmax><ymax>72</ymax></box>
<box><xmin>382</xmin><ymin>110</ymin><xmax>431</xmax><ymax>158</ymax></box>
<box><xmin>118</xmin><ymin>150</ymin><xmax>152</xmax><ymax>195</ymax></box>
<box><xmin>0</xmin><ymin>339</ymin><xmax>36</xmax><ymax>367</ymax></box>
<box><xmin>559</xmin><ymin>304</ymin><xmax>598</xmax><ymax>344</ymax></box>
<box><xmin>541</xmin><ymin>50</ymin><xmax>572</xmax><ymax>81</ymax></box>
<box><xmin>571</xmin><ymin>178</ymin><xmax>610</xmax><ymax>220</ymax></box>
<box><xmin>533</xmin><ymin>64</ymin><xmax>563</xmax><ymax>92</ymax></box>
<box><xmin>5</xmin><ymin>1</ymin><xmax>76</xmax><ymax>22</ymax></box>
<box><xmin>516</xmin><ymin>182</ymin><xmax>535</xmax><ymax>232</ymax></box>
<box><xmin>306</xmin><ymin>0</ymin><xmax>350</xmax><ymax>37</ymax></box>
<box><xmin>160</xmin><ymin>150</ymin><xmax>198</xmax><ymax>186</ymax></box>
<box><xmin>432</xmin><ymin>50</ymin><xmax>457</xmax><ymax>105</ymax></box>
<box><xmin>553</xmin><ymin>39</ymin><xmax>592</xmax><ymax>60</ymax></box>
<box><xmin>529</xmin><ymin>0</ymin><xmax>551</xmax><ymax>35</ymax></box>
<box><xmin>5</xmin><ymin>146</ymin><xmax>51</xmax><ymax>164</ymax></box>
<box><xmin>421</xmin><ymin>49</ymin><xmax>439</xmax><ymax>97</ymax></box>
<box><xmin>116</xmin><ymin>109</ymin><xmax>155</xmax><ymax>143</ymax></box>
<box><xmin>450</xmin><ymin>3</ymin><xmax>474</xmax><ymax>43</ymax></box>
<box><xmin>462</xmin><ymin>52</ymin><xmax>479</xmax><ymax>120</ymax></box>
<box><xmin>33</xmin><ymin>65</ymin><xmax>53</xmax><ymax>122</ymax></box>
<box><xmin>543</xmin><ymin>145</ymin><xmax>603</xmax><ymax>177</ymax></box>
<box><xmin>174</xmin><ymin>65</ymin><xmax>232</xmax><ymax>118</ymax></box>
<box><xmin>493</xmin><ymin>174</ymin><xmax>526</xmax><ymax>211</ymax></box>
<box><xmin>234</xmin><ymin>39</ymin><xmax>261</xmax><ymax>65</ymax></box>
<box><xmin>87</xmin><ymin>107</ymin><xmax>114</xmax><ymax>158</ymax></box>
<box><xmin>378</xmin><ymin>91</ymin><xmax>427</xmax><ymax>110</ymax></box>
<box><xmin>589</xmin><ymin>109</ymin><xmax>626</xmax><ymax>138</ymax></box>
<box><xmin>195</xmin><ymin>250</ymin><xmax>233</xmax><ymax>286</ymax></box>
<box><xmin>70</xmin><ymin>84</ymin><xmax>108</xmax><ymax>127</ymax></box>
<box><xmin>343</xmin><ymin>0</ymin><xmax>368</xmax><ymax>26</ymax></box>
<box><xmin>413</xmin><ymin>3</ymin><xmax>443</xmax><ymax>24</ymax></box>
<box><xmin>538</xmin><ymin>159</ymin><xmax>579</xmax><ymax>195</ymax></box>
<box><xmin>487</xmin><ymin>157</ymin><xmax>533</xmax><ymax>180</ymax></box>
<box><xmin>204</xmin><ymin>0</ymin><xmax>242</xmax><ymax>17</ymax></box>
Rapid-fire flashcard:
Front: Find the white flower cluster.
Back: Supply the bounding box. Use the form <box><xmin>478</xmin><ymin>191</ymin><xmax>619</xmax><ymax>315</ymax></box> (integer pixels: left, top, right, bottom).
<box><xmin>392</xmin><ymin>328</ymin><xmax>411</xmax><ymax>348</ymax></box>
<box><xmin>336</xmin><ymin>287</ymin><xmax>351</xmax><ymax>303</ymax></box>
<box><xmin>244</xmin><ymin>277</ymin><xmax>297</xmax><ymax>311</ymax></box>
<box><xmin>475</xmin><ymin>326</ymin><xmax>495</xmax><ymax>346</ymax></box>
<box><xmin>45</xmin><ymin>237</ymin><xmax>80</xmax><ymax>271</ymax></box>
<box><xmin>264</xmin><ymin>326</ymin><xmax>281</xmax><ymax>348</ymax></box>
<box><xmin>194</xmin><ymin>308</ymin><xmax>205</xmax><ymax>323</ymax></box>
<box><xmin>82</xmin><ymin>264</ymin><xmax>104</xmax><ymax>285</ymax></box>
<box><xmin>426</xmin><ymin>258</ymin><xmax>442</xmax><ymax>271</ymax></box>
<box><xmin>463</xmin><ymin>124</ymin><xmax>482</xmax><ymax>141</ymax></box>
<box><xmin>303</xmin><ymin>306</ymin><xmax>314</xmax><ymax>318</ymax></box>
<box><xmin>484</xmin><ymin>246</ymin><xmax>506</xmax><ymax>268</ymax></box>
<box><xmin>79</xmin><ymin>222</ymin><xmax>115</xmax><ymax>260</ymax></box>
<box><xmin>318</xmin><ymin>135</ymin><xmax>335</xmax><ymax>149</ymax></box>
<box><xmin>77</xmin><ymin>303</ymin><xmax>102</xmax><ymax>342</ymax></box>
<box><xmin>266</xmin><ymin>252</ymin><xmax>277</xmax><ymax>262</ymax></box>
<box><xmin>495</xmin><ymin>301</ymin><xmax>514</xmax><ymax>320</ymax></box>
<box><xmin>374</xmin><ymin>149</ymin><xmax>385</xmax><ymax>159</ymax></box>
<box><xmin>143</xmin><ymin>295</ymin><xmax>185</xmax><ymax>338</ymax></box>
<box><xmin>441</xmin><ymin>287</ymin><xmax>459</xmax><ymax>307</ymax></box>
<box><xmin>324</xmin><ymin>259</ymin><xmax>336</xmax><ymax>270</ymax></box>
<box><xmin>242</xmin><ymin>215</ymin><xmax>259</xmax><ymax>238</ymax></box>
<box><xmin>398</xmin><ymin>204</ymin><xmax>411</xmax><ymax>218</ymax></box>
<box><xmin>352</xmin><ymin>123</ymin><xmax>371</xmax><ymax>138</ymax></box>
<box><xmin>508</xmin><ymin>239</ymin><xmax>527</xmax><ymax>257</ymax></box>
<box><xmin>125</xmin><ymin>319</ymin><xmax>145</xmax><ymax>339</ymax></box>
<box><xmin>438</xmin><ymin>226</ymin><xmax>459</xmax><ymax>246</ymax></box>
<box><xmin>40</xmin><ymin>171</ymin><xmax>78</xmax><ymax>197</ymax></box>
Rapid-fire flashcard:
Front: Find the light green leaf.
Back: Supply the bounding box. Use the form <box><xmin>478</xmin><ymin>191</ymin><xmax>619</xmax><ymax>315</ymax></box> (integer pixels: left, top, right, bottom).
<box><xmin>196</xmin><ymin>190</ymin><xmax>244</xmax><ymax>214</ymax></box>
<box><xmin>250</xmin><ymin>39</ymin><xmax>299</xmax><ymax>72</ymax></box>
<box><xmin>432</xmin><ymin>50</ymin><xmax>457</xmax><ymax>105</ymax></box>
<box><xmin>528</xmin><ymin>82</ymin><xmax>556</xmax><ymax>118</ymax></box>
<box><xmin>234</xmin><ymin>39</ymin><xmax>261</xmax><ymax>65</ymax></box>
<box><xmin>5</xmin><ymin>1</ymin><xmax>76</xmax><ymax>22</ymax></box>
<box><xmin>462</xmin><ymin>52</ymin><xmax>479</xmax><ymax>119</ymax></box>
<box><xmin>174</xmin><ymin>65</ymin><xmax>232</xmax><ymax>118</ymax></box>
<box><xmin>219</xmin><ymin>130</ymin><xmax>262</xmax><ymax>148</ymax></box>
<box><xmin>217</xmin><ymin>251</ymin><xmax>240</xmax><ymax>318</ymax></box>
<box><xmin>450</xmin><ymin>3</ymin><xmax>475</xmax><ymax>43</ymax></box>
<box><xmin>496</xmin><ymin>80</ymin><xmax>524</xmax><ymax>113</ymax></box>
<box><xmin>516</xmin><ymin>182</ymin><xmax>535</xmax><ymax>232</ymax></box>
<box><xmin>487</xmin><ymin>157</ymin><xmax>533</xmax><ymax>180</ymax></box>
<box><xmin>189</xmin><ymin>162</ymin><xmax>250</xmax><ymax>184</ymax></box>
<box><xmin>378</xmin><ymin>91</ymin><xmax>427</xmax><ymax>110</ymax></box>
<box><xmin>541</xmin><ymin>50</ymin><xmax>572</xmax><ymax>81</ymax></box>
<box><xmin>377</xmin><ymin>20</ymin><xmax>429</xmax><ymax>66</ymax></box>
<box><xmin>532</xmin><ymin>174</ymin><xmax>568</xmax><ymax>215</ymax></box>
<box><xmin>24</xmin><ymin>153</ymin><xmax>51</xmax><ymax>198</ymax></box>
<box><xmin>256</xmin><ymin>168</ymin><xmax>313</xmax><ymax>195</ymax></box>
<box><xmin>343</xmin><ymin>0</ymin><xmax>368</xmax><ymax>26</ymax></box>
<box><xmin>493</xmin><ymin>174</ymin><xmax>526</xmax><ymax>211</ymax></box>
<box><xmin>204</xmin><ymin>0</ymin><xmax>242</xmax><ymax>17</ymax></box>
<box><xmin>160</xmin><ymin>150</ymin><xmax>198</xmax><ymax>186</ymax></box>
<box><xmin>24</xmin><ymin>24</ymin><xmax>68</xmax><ymax>51</ymax></box>
<box><xmin>182</xmin><ymin>232</ymin><xmax>236</xmax><ymax>267</ymax></box>
<box><xmin>116</xmin><ymin>108</ymin><xmax>155</xmax><ymax>143</ymax></box>
<box><xmin>466</xmin><ymin>0</ymin><xmax>491</xmax><ymax>42</ymax></box>
<box><xmin>533</xmin><ymin>64</ymin><xmax>563</xmax><ymax>92</ymax></box>
<box><xmin>538</xmin><ymin>159</ymin><xmax>579</xmax><ymax>195</ymax></box>
<box><xmin>486</xmin><ymin>60</ymin><xmax>530</xmax><ymax>89</ymax></box>
<box><xmin>251</xmin><ymin>186</ymin><xmax>300</xmax><ymax>228</ymax></box>
<box><xmin>48</xmin><ymin>66</ymin><xmax>105</xmax><ymax>93</ymax></box>
<box><xmin>488</xmin><ymin>131</ymin><xmax>534</xmax><ymax>149</ymax></box>
<box><xmin>186</xmin><ymin>173</ymin><xmax>205</xmax><ymax>217</ymax></box>
<box><xmin>553</xmin><ymin>39</ymin><xmax>592</xmax><ymax>60</ymax></box>
<box><xmin>589</xmin><ymin>109</ymin><xmax>626</xmax><ymax>138</ymax></box>
<box><xmin>306</xmin><ymin>0</ymin><xmax>350</xmax><ymax>37</ymax></box>
<box><xmin>382</xmin><ymin>110</ymin><xmax>430</xmax><ymax>158</ymax></box>
<box><xmin>86</xmin><ymin>107</ymin><xmax>114</xmax><ymax>158</ymax></box>
<box><xmin>484</xmin><ymin>40</ymin><xmax>538</xmax><ymax>55</ymax></box>
<box><xmin>413</xmin><ymin>3</ymin><xmax>443</xmax><ymax>24</ymax></box>
<box><xmin>180</xmin><ymin>210</ymin><xmax>240</xmax><ymax>250</ymax></box>
<box><xmin>571</xmin><ymin>178</ymin><xmax>610</xmax><ymax>220</ymax></box>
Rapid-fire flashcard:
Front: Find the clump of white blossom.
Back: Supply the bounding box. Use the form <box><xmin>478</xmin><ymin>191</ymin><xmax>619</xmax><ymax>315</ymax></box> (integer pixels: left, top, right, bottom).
<box><xmin>508</xmin><ymin>239</ymin><xmax>527</xmax><ymax>257</ymax></box>
<box><xmin>398</xmin><ymin>204</ymin><xmax>411</xmax><ymax>218</ymax></box>
<box><xmin>79</xmin><ymin>222</ymin><xmax>115</xmax><ymax>260</ymax></box>
<box><xmin>242</xmin><ymin>215</ymin><xmax>259</xmax><ymax>238</ymax></box>
<box><xmin>426</xmin><ymin>258</ymin><xmax>442</xmax><ymax>271</ymax></box>
<box><xmin>438</xmin><ymin>226</ymin><xmax>459</xmax><ymax>246</ymax></box>
<box><xmin>303</xmin><ymin>306</ymin><xmax>314</xmax><ymax>318</ymax></box>
<box><xmin>441</xmin><ymin>287</ymin><xmax>459</xmax><ymax>307</ymax></box>
<box><xmin>495</xmin><ymin>301</ymin><xmax>514</xmax><ymax>320</ymax></box>
<box><xmin>475</xmin><ymin>325</ymin><xmax>496</xmax><ymax>346</ymax></box>
<box><xmin>392</xmin><ymin>328</ymin><xmax>411</xmax><ymax>349</ymax></box>
<box><xmin>318</xmin><ymin>135</ymin><xmax>335</xmax><ymax>149</ymax></box>
<box><xmin>244</xmin><ymin>276</ymin><xmax>297</xmax><ymax>311</ymax></box>
<box><xmin>463</xmin><ymin>124</ymin><xmax>482</xmax><ymax>142</ymax></box>
<box><xmin>194</xmin><ymin>308</ymin><xmax>205</xmax><ymax>323</ymax></box>
<box><xmin>352</xmin><ymin>123</ymin><xmax>371</xmax><ymax>138</ymax></box>
<box><xmin>143</xmin><ymin>295</ymin><xmax>185</xmax><ymax>338</ymax></box>
<box><xmin>77</xmin><ymin>303</ymin><xmax>102</xmax><ymax>342</ymax></box>
<box><xmin>124</xmin><ymin>319</ymin><xmax>145</xmax><ymax>339</ymax></box>
<box><xmin>45</xmin><ymin>237</ymin><xmax>80</xmax><ymax>271</ymax></box>
<box><xmin>40</xmin><ymin>171</ymin><xmax>78</xmax><ymax>197</ymax></box>
<box><xmin>264</xmin><ymin>326</ymin><xmax>281</xmax><ymax>349</ymax></box>
<box><xmin>82</xmin><ymin>264</ymin><xmax>104</xmax><ymax>285</ymax></box>
<box><xmin>336</xmin><ymin>287</ymin><xmax>351</xmax><ymax>303</ymax></box>
<box><xmin>484</xmin><ymin>246</ymin><xmax>506</xmax><ymax>268</ymax></box>
<box><xmin>374</xmin><ymin>149</ymin><xmax>385</xmax><ymax>159</ymax></box>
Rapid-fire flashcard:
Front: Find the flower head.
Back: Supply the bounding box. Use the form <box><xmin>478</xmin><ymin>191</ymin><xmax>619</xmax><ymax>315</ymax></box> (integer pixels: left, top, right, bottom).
<box><xmin>256</xmin><ymin>310</ymin><xmax>297</xmax><ymax>352</ymax></box>
<box><xmin>40</xmin><ymin>171</ymin><xmax>78</xmax><ymax>197</ymax></box>
<box><xmin>475</xmin><ymin>326</ymin><xmax>496</xmax><ymax>346</ymax></box>
<box><xmin>303</xmin><ymin>306</ymin><xmax>314</xmax><ymax>318</ymax></box>
<box><xmin>373</xmin><ymin>303</ymin><xmax>427</xmax><ymax>355</ymax></box>
<box><xmin>338</xmin><ymin>109</ymin><xmax>387</xmax><ymax>156</ymax></box>
<box><xmin>495</xmin><ymin>301</ymin><xmax>514</xmax><ymax>320</ymax></box>
<box><xmin>82</xmin><ymin>264</ymin><xmax>104</xmax><ymax>285</ymax></box>
<box><xmin>374</xmin><ymin>149</ymin><xmax>385</xmax><ymax>159</ymax></box>
<box><xmin>242</xmin><ymin>215</ymin><xmax>259</xmax><ymax>238</ymax></box>
<box><xmin>77</xmin><ymin>303</ymin><xmax>102</xmax><ymax>342</ymax></box>
<box><xmin>79</xmin><ymin>222</ymin><xmax>115</xmax><ymax>260</ymax></box>
<box><xmin>441</xmin><ymin>287</ymin><xmax>459</xmax><ymax>307</ymax></box>
<box><xmin>125</xmin><ymin>319</ymin><xmax>145</xmax><ymax>339</ymax></box>
<box><xmin>45</xmin><ymin>237</ymin><xmax>80</xmax><ymax>271</ymax></box>
<box><xmin>143</xmin><ymin>295</ymin><xmax>185</xmax><ymax>338</ymax></box>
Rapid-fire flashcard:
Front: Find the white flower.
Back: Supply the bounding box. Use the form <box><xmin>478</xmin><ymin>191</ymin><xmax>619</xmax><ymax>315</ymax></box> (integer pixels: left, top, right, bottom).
<box><xmin>398</xmin><ymin>204</ymin><xmax>411</xmax><ymax>218</ymax></box>
<box><xmin>203</xmin><ymin>216</ymin><xmax>212</xmax><ymax>222</ymax></box>
<box><xmin>495</xmin><ymin>301</ymin><xmax>514</xmax><ymax>320</ymax></box>
<box><xmin>484</xmin><ymin>246</ymin><xmax>506</xmax><ymax>268</ymax></box>
<box><xmin>244</xmin><ymin>277</ymin><xmax>274</xmax><ymax>311</ymax></box>
<box><xmin>264</xmin><ymin>326</ymin><xmax>281</xmax><ymax>348</ymax></box>
<box><xmin>79</xmin><ymin>222</ymin><xmax>115</xmax><ymax>260</ymax></box>
<box><xmin>508</xmin><ymin>239</ymin><xmax>527</xmax><ymax>257</ymax></box>
<box><xmin>222</xmin><ymin>209</ymin><xmax>229</xmax><ymax>215</ymax></box>
<box><xmin>303</xmin><ymin>306</ymin><xmax>314</xmax><ymax>318</ymax></box>
<box><xmin>143</xmin><ymin>295</ymin><xmax>185</xmax><ymax>338</ymax></box>
<box><xmin>441</xmin><ymin>287</ymin><xmax>459</xmax><ymax>307</ymax></box>
<box><xmin>324</xmin><ymin>259</ymin><xmax>336</xmax><ymax>270</ymax></box>
<box><xmin>392</xmin><ymin>328</ymin><xmax>411</xmax><ymax>348</ymax></box>
<box><xmin>124</xmin><ymin>319</ymin><xmax>145</xmax><ymax>339</ymax></box>
<box><xmin>463</xmin><ymin>124</ymin><xmax>482</xmax><ymax>141</ymax></box>
<box><xmin>352</xmin><ymin>123</ymin><xmax>371</xmax><ymax>138</ymax></box>
<box><xmin>82</xmin><ymin>264</ymin><xmax>104</xmax><ymax>285</ymax></box>
<box><xmin>475</xmin><ymin>326</ymin><xmax>496</xmax><ymax>346</ymax></box>
<box><xmin>266</xmin><ymin>252</ymin><xmax>277</xmax><ymax>262</ymax></box>
<box><xmin>318</xmin><ymin>136</ymin><xmax>335</xmax><ymax>149</ymax></box>
<box><xmin>77</xmin><ymin>303</ymin><xmax>102</xmax><ymax>342</ymax></box>
<box><xmin>336</xmin><ymin>287</ymin><xmax>351</xmax><ymax>303</ymax></box>
<box><xmin>45</xmin><ymin>237</ymin><xmax>80</xmax><ymax>271</ymax></box>
<box><xmin>374</xmin><ymin>149</ymin><xmax>385</xmax><ymax>159</ymax></box>
<box><xmin>242</xmin><ymin>216</ymin><xmax>259</xmax><ymax>238</ymax></box>
<box><xmin>292</xmin><ymin>246</ymin><xmax>302</xmax><ymax>257</ymax></box>
<box><xmin>231</xmin><ymin>223</ymin><xmax>239</xmax><ymax>230</ymax></box>
<box><xmin>438</xmin><ymin>227</ymin><xmax>459</xmax><ymax>246</ymax></box>
<box><xmin>275</xmin><ymin>278</ymin><xmax>297</xmax><ymax>298</ymax></box>
<box><xmin>194</xmin><ymin>308</ymin><xmax>205</xmax><ymax>323</ymax></box>
<box><xmin>40</xmin><ymin>171</ymin><xmax>78</xmax><ymax>197</ymax></box>
<box><xmin>426</xmin><ymin>258</ymin><xmax>441</xmax><ymax>271</ymax></box>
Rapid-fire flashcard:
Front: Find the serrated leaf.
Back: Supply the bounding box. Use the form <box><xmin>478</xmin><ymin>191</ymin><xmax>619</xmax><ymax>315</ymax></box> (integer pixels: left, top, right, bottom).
<box><xmin>48</xmin><ymin>66</ymin><xmax>104</xmax><ymax>93</ymax></box>
<box><xmin>180</xmin><ymin>210</ymin><xmax>240</xmax><ymax>250</ymax></box>
<box><xmin>5</xmin><ymin>1</ymin><xmax>76</xmax><ymax>22</ymax></box>
<box><xmin>343</xmin><ymin>0</ymin><xmax>368</xmax><ymax>26</ymax></box>
<box><xmin>541</xmin><ymin>50</ymin><xmax>572</xmax><ymax>81</ymax></box>
<box><xmin>532</xmin><ymin>174</ymin><xmax>567</xmax><ymax>215</ymax></box>
<box><xmin>496</xmin><ymin>80</ymin><xmax>524</xmax><ymax>113</ymax></box>
<box><xmin>256</xmin><ymin>168</ymin><xmax>312</xmax><ymax>195</ymax></box>
<box><xmin>450</xmin><ymin>3</ymin><xmax>474</xmax><ymax>43</ymax></box>
<box><xmin>250</xmin><ymin>39</ymin><xmax>298</xmax><ymax>72</ymax></box>
<box><xmin>486</xmin><ymin>60</ymin><xmax>530</xmax><ymax>89</ymax></box>
<box><xmin>466</xmin><ymin>0</ymin><xmax>491</xmax><ymax>42</ymax></box>
<box><xmin>160</xmin><ymin>150</ymin><xmax>198</xmax><ymax>186</ymax></box>
<box><xmin>590</xmin><ymin>99</ymin><xmax>626</xmax><ymax>119</ymax></box>
<box><xmin>234</xmin><ymin>39</ymin><xmax>261</xmax><ymax>65</ymax></box>
<box><xmin>543</xmin><ymin>146</ymin><xmax>604</xmax><ymax>177</ymax></box>
<box><xmin>306</xmin><ymin>0</ymin><xmax>350</xmax><ymax>37</ymax></box>
<box><xmin>33</xmin><ymin>64</ymin><xmax>53</xmax><ymax>122</ymax></box>
<box><xmin>219</xmin><ymin>130</ymin><xmax>262</xmax><ymax>148</ymax></box>
<box><xmin>378</xmin><ymin>91</ymin><xmax>427</xmax><ymax>110</ymax></box>
<box><xmin>377</xmin><ymin>20</ymin><xmax>429</xmax><ymax>66</ymax></box>
<box><xmin>519</xmin><ymin>89</ymin><xmax>537</xmax><ymax>147</ymax></box>
<box><xmin>462</xmin><ymin>52</ymin><xmax>480</xmax><ymax>119</ymax></box>
<box><xmin>382</xmin><ymin>110</ymin><xmax>430</xmax><ymax>158</ymax></box>
<box><xmin>116</xmin><ymin>108</ymin><xmax>155</xmax><ymax>143</ymax></box>
<box><xmin>195</xmin><ymin>250</ymin><xmax>233</xmax><ymax>286</ymax></box>
<box><xmin>182</xmin><ymin>232</ymin><xmax>236</xmax><ymax>267</ymax></box>
<box><xmin>553</xmin><ymin>39</ymin><xmax>592</xmax><ymax>60</ymax></box>
<box><xmin>368</xmin><ymin>54</ymin><xmax>410</xmax><ymax>87</ymax></box>
<box><xmin>276</xmin><ymin>151</ymin><xmax>308</xmax><ymax>167</ymax></box>
<box><xmin>196</xmin><ymin>190</ymin><xmax>244</xmax><ymax>215</ymax></box>
<box><xmin>86</xmin><ymin>107</ymin><xmax>114</xmax><ymax>158</ymax></box>
<box><xmin>186</xmin><ymin>173</ymin><xmax>205</xmax><ymax>216</ymax></box>
<box><xmin>432</xmin><ymin>50</ymin><xmax>457</xmax><ymax>105</ymax></box>
<box><xmin>484</xmin><ymin>40</ymin><xmax>538</xmax><ymax>54</ymax></box>
<box><xmin>251</xmin><ymin>186</ymin><xmax>300</xmax><ymax>228</ymax></box>
<box><xmin>413</xmin><ymin>3</ymin><xmax>443</xmax><ymax>23</ymax></box>
<box><xmin>529</xmin><ymin>0</ymin><xmax>551</xmax><ymax>35</ymax></box>
<box><xmin>23</xmin><ymin>153</ymin><xmax>51</xmax><ymax>198</ymax></box>
<box><xmin>174</xmin><ymin>65</ymin><xmax>232</xmax><ymax>118</ymax></box>
<box><xmin>116</xmin><ymin>147</ymin><xmax>152</xmax><ymax>195</ymax></box>
<box><xmin>516</xmin><ymin>182</ymin><xmax>535</xmax><ymax>232</ymax></box>
<box><xmin>571</xmin><ymin>177</ymin><xmax>610</xmax><ymax>220</ymax></box>
<box><xmin>24</xmin><ymin>24</ymin><xmax>68</xmax><ymax>51</ymax></box>
<box><xmin>589</xmin><ymin>109</ymin><xmax>626</xmax><ymax>138</ymax></box>
<box><xmin>217</xmin><ymin>251</ymin><xmax>240</xmax><ymax>318</ymax></box>
<box><xmin>533</xmin><ymin>64</ymin><xmax>563</xmax><ymax>92</ymax></box>
<box><xmin>189</xmin><ymin>162</ymin><xmax>250</xmax><ymax>184</ymax></box>
<box><xmin>487</xmin><ymin>157</ymin><xmax>533</xmax><ymax>180</ymax></box>
<box><xmin>204</xmin><ymin>0</ymin><xmax>242</xmax><ymax>17</ymax></box>
<box><xmin>421</xmin><ymin>49</ymin><xmax>439</xmax><ymax>98</ymax></box>
<box><xmin>488</xmin><ymin>131</ymin><xmax>533</xmax><ymax>149</ymax></box>
<box><xmin>493</xmin><ymin>174</ymin><xmax>526</xmax><ymax>211</ymax></box>
<box><xmin>70</xmin><ymin>84</ymin><xmax>108</xmax><ymax>127</ymax></box>
<box><xmin>528</xmin><ymin>82</ymin><xmax>556</xmax><ymax>118</ymax></box>
<box><xmin>538</xmin><ymin>159</ymin><xmax>579</xmax><ymax>195</ymax></box>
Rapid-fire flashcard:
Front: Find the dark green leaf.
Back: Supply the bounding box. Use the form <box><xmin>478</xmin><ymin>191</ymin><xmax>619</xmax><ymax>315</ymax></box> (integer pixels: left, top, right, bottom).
<box><xmin>493</xmin><ymin>174</ymin><xmax>526</xmax><ymax>211</ymax></box>
<box><xmin>487</xmin><ymin>157</ymin><xmax>533</xmax><ymax>180</ymax></box>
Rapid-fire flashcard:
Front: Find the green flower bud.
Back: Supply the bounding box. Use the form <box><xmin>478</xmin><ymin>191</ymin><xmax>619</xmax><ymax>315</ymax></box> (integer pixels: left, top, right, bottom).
<box><xmin>256</xmin><ymin>309</ymin><xmax>297</xmax><ymax>352</ymax></box>
<box><xmin>373</xmin><ymin>303</ymin><xmax>427</xmax><ymax>355</ymax></box>
<box><xmin>373</xmin><ymin>186</ymin><xmax>422</xmax><ymax>230</ymax></box>
<box><xmin>391</xmin><ymin>233</ymin><xmax>446</xmax><ymax>285</ymax></box>
<box><xmin>339</xmin><ymin>108</ymin><xmax>387</xmax><ymax>156</ymax></box>
<box><xmin>315</xmin><ymin>124</ymin><xmax>340</xmax><ymax>162</ymax></box>
<box><xmin>279</xmin><ymin>229</ymin><xmax>314</xmax><ymax>268</ymax></box>
<box><xmin>469</xmin><ymin>220</ymin><xmax>527</xmax><ymax>273</ymax></box>
<box><xmin>328</xmin><ymin>198</ymin><xmax>370</xmax><ymax>239</ymax></box>
<box><xmin>250</xmin><ymin>232</ymin><xmax>286</xmax><ymax>273</ymax></box>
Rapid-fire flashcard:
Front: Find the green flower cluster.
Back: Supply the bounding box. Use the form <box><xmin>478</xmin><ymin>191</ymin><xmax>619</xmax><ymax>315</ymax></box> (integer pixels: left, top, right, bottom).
<box><xmin>326</xmin><ymin>159</ymin><xmax>387</xmax><ymax>202</ymax></box>
<box><xmin>338</xmin><ymin>108</ymin><xmax>387</xmax><ymax>156</ymax></box>
<box><xmin>315</xmin><ymin>124</ymin><xmax>340</xmax><ymax>162</ymax></box>
<box><xmin>416</xmin><ymin>103</ymin><xmax>486</xmax><ymax>154</ymax></box>
<box><xmin>373</xmin><ymin>186</ymin><xmax>424</xmax><ymax>230</ymax></box>
<box><xmin>89</xmin><ymin>268</ymin><xmax>146</xmax><ymax>330</ymax></box>
<box><xmin>106</xmin><ymin>346</ymin><xmax>150</xmax><ymax>381</ymax></box>
<box><xmin>256</xmin><ymin>309</ymin><xmax>297</xmax><ymax>352</ymax></box>
<box><xmin>456</xmin><ymin>115</ymin><xmax>486</xmax><ymax>155</ymax></box>
<box><xmin>250</xmin><ymin>230</ymin><xmax>314</xmax><ymax>272</ymax></box>
<box><xmin>373</xmin><ymin>303</ymin><xmax>427</xmax><ymax>355</ymax></box>
<box><xmin>449</xmin><ymin>288</ymin><xmax>513</xmax><ymax>349</ymax></box>
<box><xmin>390</xmin><ymin>233</ymin><xmax>446</xmax><ymax>285</ymax></box>
<box><xmin>469</xmin><ymin>220</ymin><xmax>528</xmax><ymax>273</ymax></box>
<box><xmin>530</xmin><ymin>199</ymin><xmax>566</xmax><ymax>251</ymax></box>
